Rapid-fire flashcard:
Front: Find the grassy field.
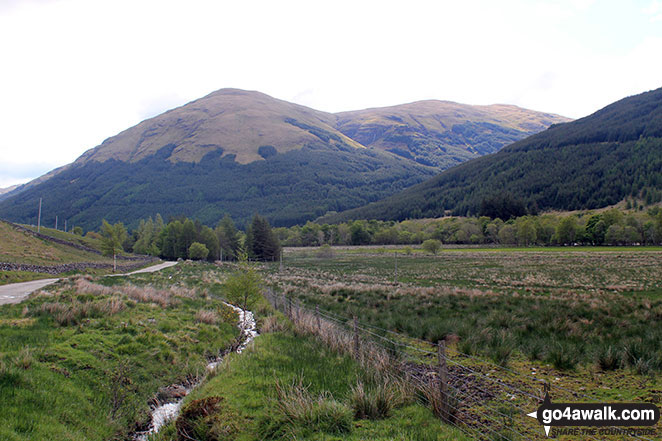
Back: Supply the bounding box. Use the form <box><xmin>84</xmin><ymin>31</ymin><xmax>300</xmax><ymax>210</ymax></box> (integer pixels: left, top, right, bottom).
<box><xmin>21</xmin><ymin>225</ymin><xmax>106</xmax><ymax>251</ymax></box>
<box><xmin>258</xmin><ymin>246</ymin><xmax>662</xmax><ymax>437</ymax></box>
<box><xmin>269</xmin><ymin>247</ymin><xmax>662</xmax><ymax>371</ymax></box>
<box><xmin>0</xmin><ymin>262</ymin><xmax>239</xmax><ymax>440</ymax></box>
<box><xmin>3</xmin><ymin>247</ymin><xmax>661</xmax><ymax>440</ymax></box>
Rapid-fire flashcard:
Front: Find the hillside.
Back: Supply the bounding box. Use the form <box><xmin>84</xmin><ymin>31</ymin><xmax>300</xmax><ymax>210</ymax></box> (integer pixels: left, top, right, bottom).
<box><xmin>0</xmin><ymin>220</ymin><xmax>155</xmax><ymax>284</ymax></box>
<box><xmin>0</xmin><ymin>89</ymin><xmax>565</xmax><ymax>229</ymax></box>
<box><xmin>336</xmin><ymin>100</ymin><xmax>568</xmax><ymax>168</ymax></box>
<box><xmin>320</xmin><ymin>87</ymin><xmax>662</xmax><ymax>222</ymax></box>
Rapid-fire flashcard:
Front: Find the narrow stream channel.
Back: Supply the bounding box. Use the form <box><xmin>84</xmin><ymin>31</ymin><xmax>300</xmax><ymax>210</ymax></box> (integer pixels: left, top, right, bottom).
<box><xmin>133</xmin><ymin>302</ymin><xmax>258</xmax><ymax>440</ymax></box>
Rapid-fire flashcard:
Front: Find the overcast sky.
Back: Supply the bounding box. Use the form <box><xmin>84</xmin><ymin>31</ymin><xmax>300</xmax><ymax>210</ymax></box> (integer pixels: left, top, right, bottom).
<box><xmin>1</xmin><ymin>0</ymin><xmax>661</xmax><ymax>187</ymax></box>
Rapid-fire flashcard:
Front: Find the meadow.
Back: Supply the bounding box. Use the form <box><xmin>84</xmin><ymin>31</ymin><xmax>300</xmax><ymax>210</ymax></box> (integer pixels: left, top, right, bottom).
<box><xmin>260</xmin><ymin>246</ymin><xmax>662</xmax><ymax>438</ymax></box>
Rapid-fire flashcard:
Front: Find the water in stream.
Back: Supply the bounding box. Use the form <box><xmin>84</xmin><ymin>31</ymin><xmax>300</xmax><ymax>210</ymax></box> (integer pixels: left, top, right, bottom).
<box><xmin>133</xmin><ymin>303</ymin><xmax>258</xmax><ymax>440</ymax></box>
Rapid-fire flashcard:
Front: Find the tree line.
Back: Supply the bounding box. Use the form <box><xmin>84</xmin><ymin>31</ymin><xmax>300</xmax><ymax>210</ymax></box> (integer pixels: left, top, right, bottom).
<box><xmin>98</xmin><ymin>213</ymin><xmax>281</xmax><ymax>262</ymax></box>
<box><xmin>274</xmin><ymin>207</ymin><xmax>662</xmax><ymax>247</ymax></box>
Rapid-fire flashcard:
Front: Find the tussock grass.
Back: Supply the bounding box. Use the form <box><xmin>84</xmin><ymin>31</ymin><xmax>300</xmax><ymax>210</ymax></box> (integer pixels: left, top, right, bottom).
<box><xmin>349</xmin><ymin>379</ymin><xmax>399</xmax><ymax>419</ymax></box>
<box><xmin>258</xmin><ymin>377</ymin><xmax>353</xmax><ymax>438</ymax></box>
<box><xmin>195</xmin><ymin>310</ymin><xmax>218</xmax><ymax>325</ymax></box>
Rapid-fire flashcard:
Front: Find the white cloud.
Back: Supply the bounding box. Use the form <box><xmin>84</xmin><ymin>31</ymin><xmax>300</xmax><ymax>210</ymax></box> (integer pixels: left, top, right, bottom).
<box><xmin>645</xmin><ymin>0</ymin><xmax>662</xmax><ymax>21</ymax></box>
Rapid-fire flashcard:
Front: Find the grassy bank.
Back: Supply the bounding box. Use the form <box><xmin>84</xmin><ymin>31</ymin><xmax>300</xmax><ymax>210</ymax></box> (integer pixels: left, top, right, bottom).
<box><xmin>153</xmin><ymin>327</ymin><xmax>469</xmax><ymax>441</ymax></box>
<box><xmin>0</xmin><ymin>221</ymin><xmax>156</xmax><ymax>285</ymax></box>
<box><xmin>0</xmin><ymin>262</ymin><xmax>239</xmax><ymax>440</ymax></box>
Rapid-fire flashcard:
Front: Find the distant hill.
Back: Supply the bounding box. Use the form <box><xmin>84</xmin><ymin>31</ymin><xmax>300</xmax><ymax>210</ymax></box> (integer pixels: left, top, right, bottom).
<box><xmin>336</xmin><ymin>100</ymin><xmax>568</xmax><ymax>168</ymax></box>
<box><xmin>0</xmin><ymin>185</ymin><xmax>19</xmax><ymax>197</ymax></box>
<box><xmin>320</xmin><ymin>87</ymin><xmax>662</xmax><ymax>223</ymax></box>
<box><xmin>0</xmin><ymin>89</ymin><xmax>566</xmax><ymax>230</ymax></box>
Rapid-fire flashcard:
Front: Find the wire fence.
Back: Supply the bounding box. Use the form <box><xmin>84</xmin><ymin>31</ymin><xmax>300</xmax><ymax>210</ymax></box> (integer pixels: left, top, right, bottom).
<box><xmin>264</xmin><ymin>288</ymin><xmax>655</xmax><ymax>441</ymax></box>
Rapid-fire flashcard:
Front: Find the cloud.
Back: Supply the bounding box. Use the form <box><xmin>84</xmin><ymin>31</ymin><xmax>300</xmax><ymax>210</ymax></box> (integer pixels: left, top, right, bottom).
<box><xmin>645</xmin><ymin>0</ymin><xmax>662</xmax><ymax>21</ymax></box>
<box><xmin>0</xmin><ymin>162</ymin><xmax>57</xmax><ymax>187</ymax></box>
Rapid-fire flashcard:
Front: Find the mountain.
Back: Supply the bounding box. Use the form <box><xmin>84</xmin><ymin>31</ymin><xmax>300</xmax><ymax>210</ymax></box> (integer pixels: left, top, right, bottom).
<box><xmin>0</xmin><ymin>89</ymin><xmax>566</xmax><ymax>230</ymax></box>
<box><xmin>0</xmin><ymin>185</ymin><xmax>19</xmax><ymax>196</ymax></box>
<box><xmin>335</xmin><ymin>101</ymin><xmax>567</xmax><ymax>168</ymax></box>
<box><xmin>320</xmin><ymin>87</ymin><xmax>662</xmax><ymax>223</ymax></box>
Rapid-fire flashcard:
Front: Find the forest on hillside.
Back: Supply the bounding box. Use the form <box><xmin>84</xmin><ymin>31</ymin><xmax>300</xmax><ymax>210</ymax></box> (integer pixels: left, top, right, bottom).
<box><xmin>321</xmin><ymin>87</ymin><xmax>662</xmax><ymax>223</ymax></box>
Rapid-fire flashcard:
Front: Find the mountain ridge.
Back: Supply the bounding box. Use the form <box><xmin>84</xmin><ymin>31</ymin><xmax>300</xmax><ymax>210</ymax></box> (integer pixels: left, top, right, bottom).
<box><xmin>319</xmin><ymin>87</ymin><xmax>662</xmax><ymax>223</ymax></box>
<box><xmin>0</xmin><ymin>88</ymin><xmax>569</xmax><ymax>229</ymax></box>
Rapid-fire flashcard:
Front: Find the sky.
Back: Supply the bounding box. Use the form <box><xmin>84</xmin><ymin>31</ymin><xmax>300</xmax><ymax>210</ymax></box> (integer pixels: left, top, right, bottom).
<box><xmin>0</xmin><ymin>0</ymin><xmax>661</xmax><ymax>188</ymax></box>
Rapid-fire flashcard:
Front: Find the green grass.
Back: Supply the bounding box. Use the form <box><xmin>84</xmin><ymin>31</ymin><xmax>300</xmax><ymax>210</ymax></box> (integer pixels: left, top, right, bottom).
<box><xmin>0</xmin><ymin>270</ymin><xmax>55</xmax><ymax>285</ymax></box>
<box><xmin>0</xmin><ymin>221</ymin><xmax>111</xmax><ymax>265</ymax></box>
<box><xmin>21</xmin><ymin>224</ymin><xmax>105</xmax><ymax>251</ymax></box>
<box><xmin>0</xmin><ymin>262</ymin><xmax>240</xmax><ymax>440</ymax></box>
<box><xmin>152</xmin><ymin>330</ymin><xmax>469</xmax><ymax>441</ymax></box>
<box><xmin>0</xmin><ymin>221</ymin><xmax>159</xmax><ymax>285</ymax></box>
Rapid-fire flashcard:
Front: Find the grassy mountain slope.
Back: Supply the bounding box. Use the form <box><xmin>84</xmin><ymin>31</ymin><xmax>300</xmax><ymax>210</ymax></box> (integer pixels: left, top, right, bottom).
<box><xmin>322</xmin><ymin>87</ymin><xmax>662</xmax><ymax>222</ymax></box>
<box><xmin>335</xmin><ymin>100</ymin><xmax>569</xmax><ymax>168</ymax></box>
<box><xmin>76</xmin><ymin>89</ymin><xmax>365</xmax><ymax>165</ymax></box>
<box><xmin>0</xmin><ymin>89</ymin><xmax>566</xmax><ymax>229</ymax></box>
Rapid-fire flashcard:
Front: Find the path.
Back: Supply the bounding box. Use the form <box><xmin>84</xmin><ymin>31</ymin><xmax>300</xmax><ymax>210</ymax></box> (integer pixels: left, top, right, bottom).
<box><xmin>0</xmin><ymin>261</ymin><xmax>178</xmax><ymax>305</ymax></box>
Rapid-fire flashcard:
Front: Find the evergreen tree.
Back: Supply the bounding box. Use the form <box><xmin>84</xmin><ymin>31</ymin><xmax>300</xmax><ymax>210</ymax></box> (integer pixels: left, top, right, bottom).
<box><xmin>247</xmin><ymin>214</ymin><xmax>281</xmax><ymax>261</ymax></box>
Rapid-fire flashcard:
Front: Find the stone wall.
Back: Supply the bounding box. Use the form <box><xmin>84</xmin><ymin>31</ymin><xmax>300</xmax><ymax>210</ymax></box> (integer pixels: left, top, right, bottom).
<box><xmin>0</xmin><ymin>260</ymin><xmax>154</xmax><ymax>275</ymax></box>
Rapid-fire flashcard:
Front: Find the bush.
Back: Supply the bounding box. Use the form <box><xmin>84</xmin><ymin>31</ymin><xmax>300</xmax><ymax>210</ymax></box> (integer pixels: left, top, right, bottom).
<box><xmin>317</xmin><ymin>244</ymin><xmax>334</xmax><ymax>259</ymax></box>
<box><xmin>422</xmin><ymin>239</ymin><xmax>442</xmax><ymax>255</ymax></box>
<box><xmin>189</xmin><ymin>242</ymin><xmax>210</xmax><ymax>260</ymax></box>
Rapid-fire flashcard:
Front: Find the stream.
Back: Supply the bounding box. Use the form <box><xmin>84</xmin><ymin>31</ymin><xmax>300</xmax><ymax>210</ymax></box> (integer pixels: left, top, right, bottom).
<box><xmin>133</xmin><ymin>302</ymin><xmax>258</xmax><ymax>440</ymax></box>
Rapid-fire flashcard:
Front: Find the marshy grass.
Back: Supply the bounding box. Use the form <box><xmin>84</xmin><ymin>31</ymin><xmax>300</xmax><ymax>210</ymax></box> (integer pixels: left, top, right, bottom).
<box><xmin>267</xmin><ymin>249</ymin><xmax>662</xmax><ymax>372</ymax></box>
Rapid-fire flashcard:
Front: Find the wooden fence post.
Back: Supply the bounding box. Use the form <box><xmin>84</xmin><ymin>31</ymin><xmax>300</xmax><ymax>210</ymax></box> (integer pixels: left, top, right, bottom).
<box><xmin>437</xmin><ymin>340</ymin><xmax>449</xmax><ymax>422</ymax></box>
<box><xmin>353</xmin><ymin>316</ymin><xmax>360</xmax><ymax>359</ymax></box>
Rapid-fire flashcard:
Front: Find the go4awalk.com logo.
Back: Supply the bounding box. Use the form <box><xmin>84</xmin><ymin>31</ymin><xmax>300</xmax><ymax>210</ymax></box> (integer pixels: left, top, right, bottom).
<box><xmin>527</xmin><ymin>385</ymin><xmax>660</xmax><ymax>437</ymax></box>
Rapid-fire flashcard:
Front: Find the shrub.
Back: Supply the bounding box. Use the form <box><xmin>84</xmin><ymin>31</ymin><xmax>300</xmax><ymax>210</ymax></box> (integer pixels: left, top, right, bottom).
<box><xmin>189</xmin><ymin>242</ymin><xmax>210</xmax><ymax>261</ymax></box>
<box><xmin>422</xmin><ymin>239</ymin><xmax>442</xmax><ymax>255</ymax></box>
<box><xmin>317</xmin><ymin>244</ymin><xmax>334</xmax><ymax>259</ymax></box>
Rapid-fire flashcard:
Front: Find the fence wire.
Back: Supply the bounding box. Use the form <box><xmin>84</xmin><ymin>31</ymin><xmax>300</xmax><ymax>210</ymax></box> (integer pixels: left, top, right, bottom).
<box><xmin>264</xmin><ymin>289</ymin><xmax>655</xmax><ymax>441</ymax></box>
